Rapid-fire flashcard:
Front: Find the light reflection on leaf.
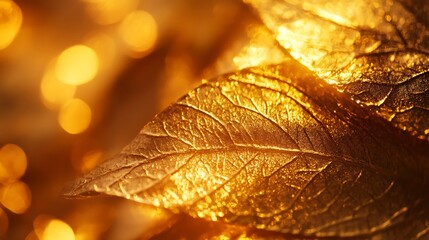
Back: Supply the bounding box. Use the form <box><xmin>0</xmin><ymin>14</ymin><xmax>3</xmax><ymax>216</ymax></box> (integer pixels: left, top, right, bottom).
<box><xmin>245</xmin><ymin>0</ymin><xmax>429</xmax><ymax>140</ymax></box>
<box><xmin>232</xmin><ymin>24</ymin><xmax>288</xmax><ymax>69</ymax></box>
<box><xmin>202</xmin><ymin>21</ymin><xmax>290</xmax><ymax>80</ymax></box>
<box><xmin>65</xmin><ymin>61</ymin><xmax>429</xmax><ymax>239</ymax></box>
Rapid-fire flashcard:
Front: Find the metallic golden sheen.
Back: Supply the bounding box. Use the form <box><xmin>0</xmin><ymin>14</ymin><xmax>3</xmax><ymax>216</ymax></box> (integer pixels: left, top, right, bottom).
<box><xmin>246</xmin><ymin>0</ymin><xmax>429</xmax><ymax>140</ymax></box>
<box><xmin>65</xmin><ymin>61</ymin><xmax>429</xmax><ymax>239</ymax></box>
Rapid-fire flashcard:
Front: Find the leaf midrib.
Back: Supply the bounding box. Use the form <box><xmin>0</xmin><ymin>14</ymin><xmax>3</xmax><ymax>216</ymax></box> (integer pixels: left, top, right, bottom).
<box><xmin>114</xmin><ymin>143</ymin><xmax>391</xmax><ymax>196</ymax></box>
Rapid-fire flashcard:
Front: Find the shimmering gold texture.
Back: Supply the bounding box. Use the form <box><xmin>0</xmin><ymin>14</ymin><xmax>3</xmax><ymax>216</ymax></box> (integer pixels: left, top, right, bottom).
<box><xmin>65</xmin><ymin>62</ymin><xmax>429</xmax><ymax>239</ymax></box>
<box><xmin>246</xmin><ymin>0</ymin><xmax>429</xmax><ymax>140</ymax></box>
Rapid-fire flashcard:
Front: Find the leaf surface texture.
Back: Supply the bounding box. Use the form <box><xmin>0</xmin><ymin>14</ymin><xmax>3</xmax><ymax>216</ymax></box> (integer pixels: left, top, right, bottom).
<box><xmin>65</xmin><ymin>61</ymin><xmax>429</xmax><ymax>239</ymax></box>
<box><xmin>245</xmin><ymin>0</ymin><xmax>429</xmax><ymax>140</ymax></box>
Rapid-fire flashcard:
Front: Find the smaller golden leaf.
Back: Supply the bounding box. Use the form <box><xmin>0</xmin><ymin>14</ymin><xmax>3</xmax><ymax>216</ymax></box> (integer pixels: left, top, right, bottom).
<box><xmin>245</xmin><ymin>0</ymin><xmax>429</xmax><ymax>140</ymax></box>
<box><xmin>65</xmin><ymin>60</ymin><xmax>429</xmax><ymax>239</ymax></box>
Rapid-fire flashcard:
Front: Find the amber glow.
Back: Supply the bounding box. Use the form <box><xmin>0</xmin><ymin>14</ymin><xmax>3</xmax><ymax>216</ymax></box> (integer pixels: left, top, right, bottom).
<box><xmin>41</xmin><ymin>67</ymin><xmax>76</xmax><ymax>109</ymax></box>
<box><xmin>43</xmin><ymin>219</ymin><xmax>75</xmax><ymax>240</ymax></box>
<box><xmin>55</xmin><ymin>45</ymin><xmax>99</xmax><ymax>86</ymax></box>
<box><xmin>302</xmin><ymin>2</ymin><xmax>353</xmax><ymax>28</ymax></box>
<box><xmin>4</xmin><ymin>0</ymin><xmax>429</xmax><ymax>238</ymax></box>
<box><xmin>277</xmin><ymin>24</ymin><xmax>325</xmax><ymax>66</ymax></box>
<box><xmin>58</xmin><ymin>99</ymin><xmax>92</xmax><ymax>134</ymax></box>
<box><xmin>74</xmin><ymin>223</ymin><xmax>102</xmax><ymax>240</ymax></box>
<box><xmin>1</xmin><ymin>181</ymin><xmax>31</xmax><ymax>214</ymax></box>
<box><xmin>84</xmin><ymin>33</ymin><xmax>117</xmax><ymax>69</ymax></box>
<box><xmin>215</xmin><ymin>234</ymin><xmax>252</xmax><ymax>240</ymax></box>
<box><xmin>234</xmin><ymin>46</ymin><xmax>270</xmax><ymax>68</ymax></box>
<box><xmin>33</xmin><ymin>215</ymin><xmax>52</xmax><ymax>239</ymax></box>
<box><xmin>237</xmin><ymin>235</ymin><xmax>252</xmax><ymax>240</ymax></box>
<box><xmin>73</xmin><ymin>149</ymin><xmax>103</xmax><ymax>173</ymax></box>
<box><xmin>0</xmin><ymin>144</ymin><xmax>27</xmax><ymax>182</ymax></box>
<box><xmin>119</xmin><ymin>10</ymin><xmax>157</xmax><ymax>57</ymax></box>
<box><xmin>0</xmin><ymin>208</ymin><xmax>8</xmax><ymax>236</ymax></box>
<box><xmin>25</xmin><ymin>231</ymin><xmax>38</xmax><ymax>240</ymax></box>
<box><xmin>233</xmin><ymin>26</ymin><xmax>286</xmax><ymax>69</ymax></box>
<box><xmin>34</xmin><ymin>215</ymin><xmax>75</xmax><ymax>240</ymax></box>
<box><xmin>83</xmin><ymin>0</ymin><xmax>138</xmax><ymax>25</ymax></box>
<box><xmin>0</xmin><ymin>0</ymin><xmax>22</xmax><ymax>50</ymax></box>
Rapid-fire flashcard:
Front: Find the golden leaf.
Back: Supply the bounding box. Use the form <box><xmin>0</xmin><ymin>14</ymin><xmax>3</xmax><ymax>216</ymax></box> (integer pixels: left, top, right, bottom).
<box><xmin>245</xmin><ymin>0</ymin><xmax>429</xmax><ymax>140</ymax></box>
<box><xmin>232</xmin><ymin>24</ymin><xmax>289</xmax><ymax>70</ymax></box>
<box><xmin>64</xmin><ymin>60</ymin><xmax>429</xmax><ymax>239</ymax></box>
<box><xmin>150</xmin><ymin>214</ymin><xmax>292</xmax><ymax>240</ymax></box>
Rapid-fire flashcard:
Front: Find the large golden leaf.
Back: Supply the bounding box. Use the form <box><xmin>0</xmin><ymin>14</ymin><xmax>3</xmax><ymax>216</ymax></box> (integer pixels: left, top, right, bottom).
<box><xmin>245</xmin><ymin>0</ymin><xmax>429</xmax><ymax>140</ymax></box>
<box><xmin>65</xmin><ymin>60</ymin><xmax>429</xmax><ymax>238</ymax></box>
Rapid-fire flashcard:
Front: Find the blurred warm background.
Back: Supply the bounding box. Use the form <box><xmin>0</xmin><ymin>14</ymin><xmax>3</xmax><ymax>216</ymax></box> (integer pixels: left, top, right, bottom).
<box><xmin>0</xmin><ymin>0</ymin><xmax>286</xmax><ymax>239</ymax></box>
